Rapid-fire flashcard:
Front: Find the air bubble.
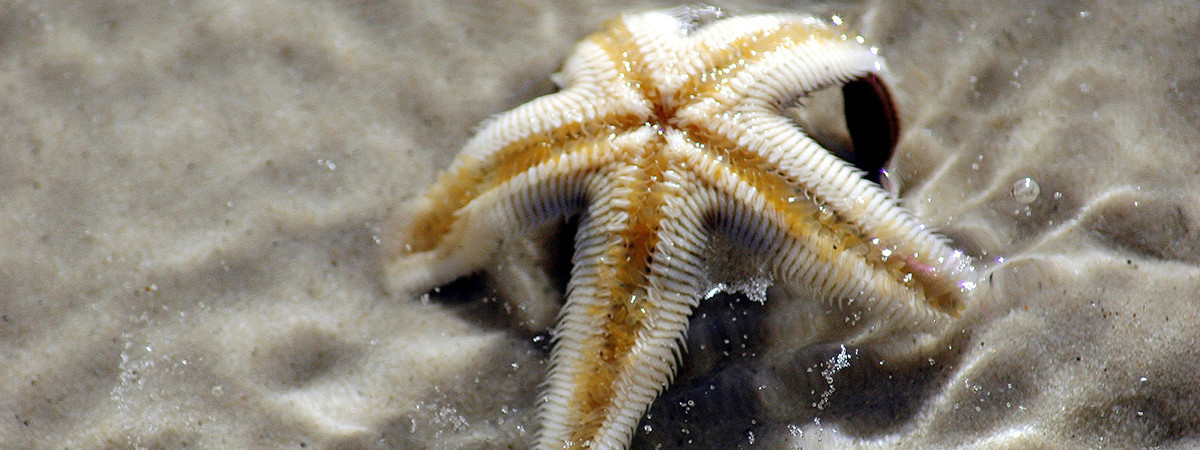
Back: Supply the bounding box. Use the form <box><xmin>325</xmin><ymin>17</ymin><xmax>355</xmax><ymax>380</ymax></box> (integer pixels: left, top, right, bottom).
<box><xmin>1011</xmin><ymin>177</ymin><xmax>1040</xmax><ymax>204</ymax></box>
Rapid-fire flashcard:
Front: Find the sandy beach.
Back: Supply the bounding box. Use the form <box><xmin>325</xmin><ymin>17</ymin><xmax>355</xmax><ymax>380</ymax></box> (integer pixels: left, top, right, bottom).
<box><xmin>3</xmin><ymin>0</ymin><xmax>1200</xmax><ymax>448</ymax></box>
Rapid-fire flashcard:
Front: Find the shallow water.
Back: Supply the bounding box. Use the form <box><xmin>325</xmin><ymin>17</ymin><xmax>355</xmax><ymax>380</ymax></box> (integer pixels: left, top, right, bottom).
<box><xmin>3</xmin><ymin>0</ymin><xmax>1199</xmax><ymax>448</ymax></box>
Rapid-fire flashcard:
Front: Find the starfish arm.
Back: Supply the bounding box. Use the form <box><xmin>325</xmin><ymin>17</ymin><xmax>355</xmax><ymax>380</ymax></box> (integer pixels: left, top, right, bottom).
<box><xmin>728</xmin><ymin>115</ymin><xmax>973</xmax><ymax>312</ymax></box>
<box><xmin>668</xmin><ymin>26</ymin><xmax>974</xmax><ymax>312</ymax></box>
<box><xmin>387</xmin><ymin>133</ymin><xmax>633</xmax><ymax>295</ymax></box>
<box><xmin>673</xmin><ymin>14</ymin><xmax>841</xmax><ymax>83</ymax></box>
<box><xmin>604</xmin><ymin>12</ymin><xmax>690</xmax><ymax>96</ymax></box>
<box><xmin>538</xmin><ymin>130</ymin><xmax>711</xmax><ymax>449</ymax></box>
<box><xmin>698</xmin><ymin>18</ymin><xmax>882</xmax><ymax>112</ymax></box>
<box><xmin>737</xmin><ymin>38</ymin><xmax>883</xmax><ymax>109</ymax></box>
<box><xmin>388</xmin><ymin>28</ymin><xmax>657</xmax><ymax>295</ymax></box>
<box><xmin>672</xmin><ymin>129</ymin><xmax>967</xmax><ymax>325</ymax></box>
<box><xmin>458</xmin><ymin>39</ymin><xmax>652</xmax><ymax>165</ymax></box>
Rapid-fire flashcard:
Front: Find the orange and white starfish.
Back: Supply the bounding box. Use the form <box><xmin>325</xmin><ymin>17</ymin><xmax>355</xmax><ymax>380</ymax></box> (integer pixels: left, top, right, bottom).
<box><xmin>388</xmin><ymin>8</ymin><xmax>975</xmax><ymax>449</ymax></box>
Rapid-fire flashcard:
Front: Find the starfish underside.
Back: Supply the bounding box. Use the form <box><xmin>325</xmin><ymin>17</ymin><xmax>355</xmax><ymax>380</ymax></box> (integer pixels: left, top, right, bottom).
<box><xmin>389</xmin><ymin>9</ymin><xmax>974</xmax><ymax>450</ymax></box>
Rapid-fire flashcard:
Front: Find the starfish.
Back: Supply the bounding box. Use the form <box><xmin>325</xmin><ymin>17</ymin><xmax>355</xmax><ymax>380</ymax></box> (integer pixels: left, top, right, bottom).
<box><xmin>387</xmin><ymin>8</ymin><xmax>975</xmax><ymax>449</ymax></box>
